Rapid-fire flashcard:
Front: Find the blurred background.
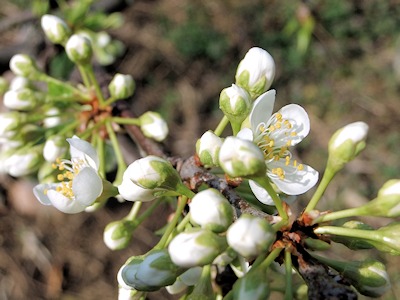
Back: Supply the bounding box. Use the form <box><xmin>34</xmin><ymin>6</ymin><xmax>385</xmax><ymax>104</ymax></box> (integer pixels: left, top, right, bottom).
<box><xmin>0</xmin><ymin>0</ymin><xmax>400</xmax><ymax>299</ymax></box>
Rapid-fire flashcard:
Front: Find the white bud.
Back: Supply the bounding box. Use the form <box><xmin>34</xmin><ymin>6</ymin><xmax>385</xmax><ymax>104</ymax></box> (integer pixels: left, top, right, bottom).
<box><xmin>168</xmin><ymin>229</ymin><xmax>227</xmax><ymax>268</ymax></box>
<box><xmin>65</xmin><ymin>34</ymin><xmax>93</xmax><ymax>64</ymax></box>
<box><xmin>5</xmin><ymin>145</ymin><xmax>43</xmax><ymax>177</ymax></box>
<box><xmin>43</xmin><ymin>108</ymin><xmax>62</xmax><ymax>128</ymax></box>
<box><xmin>227</xmin><ymin>214</ymin><xmax>275</xmax><ymax>258</ymax></box>
<box><xmin>190</xmin><ymin>188</ymin><xmax>233</xmax><ymax>233</ymax></box>
<box><xmin>378</xmin><ymin>179</ymin><xmax>400</xmax><ymax>197</ymax></box>
<box><xmin>43</xmin><ymin>136</ymin><xmax>67</xmax><ymax>162</ymax></box>
<box><xmin>41</xmin><ymin>14</ymin><xmax>71</xmax><ymax>45</ymax></box>
<box><xmin>118</xmin><ymin>176</ymin><xmax>158</xmax><ymax>202</ymax></box>
<box><xmin>235</xmin><ymin>47</ymin><xmax>275</xmax><ymax>99</ymax></box>
<box><xmin>126</xmin><ymin>156</ymin><xmax>181</xmax><ymax>190</ymax></box>
<box><xmin>9</xmin><ymin>76</ymin><xmax>30</xmax><ymax>91</ymax></box>
<box><xmin>103</xmin><ymin>220</ymin><xmax>135</xmax><ymax>250</ymax></box>
<box><xmin>9</xmin><ymin>54</ymin><xmax>40</xmax><ymax>78</ymax></box>
<box><xmin>0</xmin><ymin>112</ymin><xmax>25</xmax><ymax>138</ymax></box>
<box><xmin>219</xmin><ymin>84</ymin><xmax>252</xmax><ymax>124</ymax></box>
<box><xmin>328</xmin><ymin>121</ymin><xmax>369</xmax><ymax>171</ymax></box>
<box><xmin>108</xmin><ymin>73</ymin><xmax>135</xmax><ymax>99</ymax></box>
<box><xmin>219</xmin><ymin>136</ymin><xmax>266</xmax><ymax>178</ymax></box>
<box><xmin>139</xmin><ymin>112</ymin><xmax>169</xmax><ymax>142</ymax></box>
<box><xmin>3</xmin><ymin>88</ymin><xmax>39</xmax><ymax>111</ymax></box>
<box><xmin>196</xmin><ymin>130</ymin><xmax>223</xmax><ymax>168</ymax></box>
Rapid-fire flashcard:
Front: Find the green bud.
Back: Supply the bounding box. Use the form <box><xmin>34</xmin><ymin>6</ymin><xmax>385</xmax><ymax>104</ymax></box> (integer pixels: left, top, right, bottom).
<box><xmin>232</xmin><ymin>266</ymin><xmax>270</xmax><ymax>300</ymax></box>
<box><xmin>9</xmin><ymin>54</ymin><xmax>41</xmax><ymax>78</ymax></box>
<box><xmin>328</xmin><ymin>121</ymin><xmax>368</xmax><ymax>172</ymax></box>
<box><xmin>139</xmin><ymin>111</ymin><xmax>168</xmax><ymax>142</ymax></box>
<box><xmin>189</xmin><ymin>188</ymin><xmax>234</xmax><ymax>233</ymax></box>
<box><xmin>315</xmin><ymin>256</ymin><xmax>390</xmax><ymax>298</ymax></box>
<box><xmin>41</xmin><ymin>14</ymin><xmax>71</xmax><ymax>45</ymax></box>
<box><xmin>373</xmin><ymin>222</ymin><xmax>400</xmax><ymax>255</ymax></box>
<box><xmin>65</xmin><ymin>34</ymin><xmax>93</xmax><ymax>64</ymax></box>
<box><xmin>108</xmin><ymin>73</ymin><xmax>135</xmax><ymax>99</ymax></box>
<box><xmin>196</xmin><ymin>130</ymin><xmax>223</xmax><ymax>168</ymax></box>
<box><xmin>219</xmin><ymin>84</ymin><xmax>251</xmax><ymax>125</ymax></box>
<box><xmin>127</xmin><ymin>155</ymin><xmax>182</xmax><ymax>191</ymax></box>
<box><xmin>103</xmin><ymin>219</ymin><xmax>136</xmax><ymax>250</ymax></box>
<box><xmin>219</xmin><ymin>136</ymin><xmax>266</xmax><ymax>178</ymax></box>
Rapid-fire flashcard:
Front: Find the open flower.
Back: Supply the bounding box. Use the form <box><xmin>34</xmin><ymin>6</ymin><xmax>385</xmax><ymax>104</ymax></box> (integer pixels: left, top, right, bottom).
<box><xmin>238</xmin><ymin>89</ymin><xmax>318</xmax><ymax>204</ymax></box>
<box><xmin>33</xmin><ymin>136</ymin><xmax>103</xmax><ymax>213</ymax></box>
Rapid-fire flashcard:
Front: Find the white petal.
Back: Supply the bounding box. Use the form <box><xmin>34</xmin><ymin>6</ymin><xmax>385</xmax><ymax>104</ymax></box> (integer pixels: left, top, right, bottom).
<box><xmin>73</xmin><ymin>167</ymin><xmax>103</xmax><ymax>206</ymax></box>
<box><xmin>67</xmin><ymin>136</ymin><xmax>99</xmax><ymax>169</ymax></box>
<box><xmin>279</xmin><ymin>104</ymin><xmax>310</xmax><ymax>146</ymax></box>
<box><xmin>33</xmin><ymin>183</ymin><xmax>54</xmax><ymax>205</ymax></box>
<box><xmin>118</xmin><ymin>178</ymin><xmax>156</xmax><ymax>202</ymax></box>
<box><xmin>268</xmin><ymin>160</ymin><xmax>318</xmax><ymax>195</ymax></box>
<box><xmin>249</xmin><ymin>180</ymin><xmax>274</xmax><ymax>205</ymax></box>
<box><xmin>47</xmin><ymin>189</ymin><xmax>86</xmax><ymax>213</ymax></box>
<box><xmin>250</xmin><ymin>90</ymin><xmax>276</xmax><ymax>131</ymax></box>
<box><xmin>236</xmin><ymin>128</ymin><xmax>253</xmax><ymax>141</ymax></box>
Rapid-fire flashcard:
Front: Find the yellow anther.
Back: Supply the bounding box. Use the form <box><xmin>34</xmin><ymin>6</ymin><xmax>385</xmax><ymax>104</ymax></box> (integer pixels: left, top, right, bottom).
<box><xmin>51</xmin><ymin>163</ymin><xmax>57</xmax><ymax>169</ymax></box>
<box><xmin>284</xmin><ymin>120</ymin><xmax>292</xmax><ymax>129</ymax></box>
<box><xmin>276</xmin><ymin>113</ymin><xmax>282</xmax><ymax>120</ymax></box>
<box><xmin>269</xmin><ymin>140</ymin><xmax>274</xmax><ymax>147</ymax></box>
<box><xmin>57</xmin><ymin>174</ymin><xmax>64</xmax><ymax>181</ymax></box>
<box><xmin>275</xmin><ymin>122</ymin><xmax>282</xmax><ymax>129</ymax></box>
<box><xmin>286</xmin><ymin>140</ymin><xmax>292</xmax><ymax>147</ymax></box>
<box><xmin>285</xmin><ymin>156</ymin><xmax>290</xmax><ymax>166</ymax></box>
<box><xmin>293</xmin><ymin>160</ymin><xmax>298</xmax><ymax>167</ymax></box>
<box><xmin>269</xmin><ymin>125</ymin><xmax>275</xmax><ymax>132</ymax></box>
<box><xmin>274</xmin><ymin>155</ymin><xmax>279</xmax><ymax>161</ymax></box>
<box><xmin>298</xmin><ymin>164</ymin><xmax>304</xmax><ymax>171</ymax></box>
<box><xmin>259</xmin><ymin>125</ymin><xmax>265</xmax><ymax>132</ymax></box>
<box><xmin>291</xmin><ymin>132</ymin><xmax>297</xmax><ymax>136</ymax></box>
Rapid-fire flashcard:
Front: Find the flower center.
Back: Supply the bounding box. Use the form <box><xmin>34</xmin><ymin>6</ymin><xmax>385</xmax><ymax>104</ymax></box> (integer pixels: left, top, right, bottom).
<box><xmin>46</xmin><ymin>157</ymin><xmax>86</xmax><ymax>198</ymax></box>
<box><xmin>255</xmin><ymin>112</ymin><xmax>304</xmax><ymax>180</ymax></box>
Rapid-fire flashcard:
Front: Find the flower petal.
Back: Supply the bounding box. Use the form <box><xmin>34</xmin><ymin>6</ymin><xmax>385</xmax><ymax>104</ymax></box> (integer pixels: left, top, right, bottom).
<box><xmin>268</xmin><ymin>160</ymin><xmax>318</xmax><ymax>195</ymax></box>
<box><xmin>118</xmin><ymin>177</ymin><xmax>157</xmax><ymax>202</ymax></box>
<box><xmin>67</xmin><ymin>136</ymin><xmax>99</xmax><ymax>169</ymax></box>
<box><xmin>249</xmin><ymin>180</ymin><xmax>274</xmax><ymax>205</ymax></box>
<box><xmin>278</xmin><ymin>104</ymin><xmax>310</xmax><ymax>146</ymax></box>
<box><xmin>249</xmin><ymin>90</ymin><xmax>276</xmax><ymax>131</ymax></box>
<box><xmin>72</xmin><ymin>167</ymin><xmax>103</xmax><ymax>206</ymax></box>
<box><xmin>33</xmin><ymin>183</ymin><xmax>54</xmax><ymax>205</ymax></box>
<box><xmin>237</xmin><ymin>128</ymin><xmax>253</xmax><ymax>141</ymax></box>
<box><xmin>47</xmin><ymin>189</ymin><xmax>87</xmax><ymax>213</ymax></box>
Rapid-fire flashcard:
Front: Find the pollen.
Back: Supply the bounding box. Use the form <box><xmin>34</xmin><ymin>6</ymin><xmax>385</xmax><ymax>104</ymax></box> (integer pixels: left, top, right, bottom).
<box><xmin>272</xmin><ymin>167</ymin><xmax>285</xmax><ymax>180</ymax></box>
<box><xmin>297</xmin><ymin>164</ymin><xmax>304</xmax><ymax>171</ymax></box>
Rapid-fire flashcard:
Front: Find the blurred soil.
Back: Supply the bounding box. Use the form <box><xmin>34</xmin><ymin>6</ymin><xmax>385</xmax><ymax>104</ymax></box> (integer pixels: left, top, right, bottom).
<box><xmin>1</xmin><ymin>0</ymin><xmax>400</xmax><ymax>299</ymax></box>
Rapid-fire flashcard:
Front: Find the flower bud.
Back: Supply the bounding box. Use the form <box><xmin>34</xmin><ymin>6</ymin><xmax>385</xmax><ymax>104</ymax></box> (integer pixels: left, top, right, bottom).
<box><xmin>373</xmin><ymin>222</ymin><xmax>400</xmax><ymax>255</ymax></box>
<box><xmin>378</xmin><ymin>179</ymin><xmax>400</xmax><ymax>197</ymax></box>
<box><xmin>65</xmin><ymin>34</ymin><xmax>93</xmax><ymax>64</ymax></box>
<box><xmin>235</xmin><ymin>47</ymin><xmax>275</xmax><ymax>99</ymax></box>
<box><xmin>0</xmin><ymin>112</ymin><xmax>25</xmax><ymax>138</ymax></box>
<box><xmin>168</xmin><ymin>228</ymin><xmax>228</xmax><ymax>268</ymax></box>
<box><xmin>108</xmin><ymin>73</ymin><xmax>135</xmax><ymax>99</ymax></box>
<box><xmin>3</xmin><ymin>88</ymin><xmax>40</xmax><ymax>111</ymax></box>
<box><xmin>9</xmin><ymin>76</ymin><xmax>31</xmax><ymax>91</ymax></box>
<box><xmin>219</xmin><ymin>136</ymin><xmax>266</xmax><ymax>178</ymax></box>
<box><xmin>43</xmin><ymin>136</ymin><xmax>68</xmax><ymax>162</ymax></box>
<box><xmin>4</xmin><ymin>144</ymin><xmax>43</xmax><ymax>177</ymax></box>
<box><xmin>166</xmin><ymin>267</ymin><xmax>202</xmax><ymax>295</ymax></box>
<box><xmin>43</xmin><ymin>107</ymin><xmax>62</xmax><ymax>128</ymax></box>
<box><xmin>219</xmin><ymin>84</ymin><xmax>251</xmax><ymax>124</ymax></box>
<box><xmin>190</xmin><ymin>188</ymin><xmax>233</xmax><ymax>233</ymax></box>
<box><xmin>196</xmin><ymin>130</ymin><xmax>223</xmax><ymax>168</ymax></box>
<box><xmin>139</xmin><ymin>111</ymin><xmax>169</xmax><ymax>142</ymax></box>
<box><xmin>118</xmin><ymin>250</ymin><xmax>183</xmax><ymax>291</ymax></box>
<box><xmin>316</xmin><ymin>256</ymin><xmax>390</xmax><ymax>298</ymax></box>
<box><xmin>41</xmin><ymin>14</ymin><xmax>71</xmax><ymax>45</ymax></box>
<box><xmin>118</xmin><ymin>286</ymin><xmax>144</xmax><ymax>300</ymax></box>
<box><xmin>226</xmin><ymin>214</ymin><xmax>275</xmax><ymax>258</ymax></box>
<box><xmin>9</xmin><ymin>54</ymin><xmax>40</xmax><ymax>78</ymax></box>
<box><xmin>232</xmin><ymin>267</ymin><xmax>270</xmax><ymax>300</ymax></box>
<box><xmin>103</xmin><ymin>219</ymin><xmax>136</xmax><ymax>250</ymax></box>
<box><xmin>328</xmin><ymin>121</ymin><xmax>369</xmax><ymax>171</ymax></box>
<box><xmin>127</xmin><ymin>156</ymin><xmax>181</xmax><ymax>191</ymax></box>
<box><xmin>118</xmin><ymin>175</ymin><xmax>158</xmax><ymax>202</ymax></box>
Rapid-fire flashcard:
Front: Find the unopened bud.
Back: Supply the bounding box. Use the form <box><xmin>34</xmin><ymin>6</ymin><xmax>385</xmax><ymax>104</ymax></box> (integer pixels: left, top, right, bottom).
<box><xmin>9</xmin><ymin>76</ymin><xmax>31</xmax><ymax>91</ymax></box>
<box><xmin>41</xmin><ymin>14</ymin><xmax>71</xmax><ymax>45</ymax></box>
<box><xmin>0</xmin><ymin>112</ymin><xmax>26</xmax><ymax>138</ymax></box>
<box><xmin>4</xmin><ymin>144</ymin><xmax>43</xmax><ymax>177</ymax></box>
<box><xmin>235</xmin><ymin>47</ymin><xmax>275</xmax><ymax>99</ymax></box>
<box><xmin>103</xmin><ymin>219</ymin><xmax>136</xmax><ymax>250</ymax></box>
<box><xmin>3</xmin><ymin>88</ymin><xmax>40</xmax><ymax>111</ymax></box>
<box><xmin>227</xmin><ymin>214</ymin><xmax>275</xmax><ymax>258</ymax></box>
<box><xmin>190</xmin><ymin>188</ymin><xmax>233</xmax><ymax>233</ymax></box>
<box><xmin>139</xmin><ymin>111</ymin><xmax>168</xmax><ymax>142</ymax></box>
<box><xmin>328</xmin><ymin>121</ymin><xmax>369</xmax><ymax>172</ymax></box>
<box><xmin>9</xmin><ymin>54</ymin><xmax>41</xmax><ymax>78</ymax></box>
<box><xmin>108</xmin><ymin>73</ymin><xmax>135</xmax><ymax>99</ymax></box>
<box><xmin>43</xmin><ymin>135</ymin><xmax>67</xmax><ymax>162</ymax></box>
<box><xmin>219</xmin><ymin>84</ymin><xmax>251</xmax><ymax>125</ymax></box>
<box><xmin>168</xmin><ymin>228</ymin><xmax>228</xmax><ymax>268</ymax></box>
<box><xmin>66</xmin><ymin>34</ymin><xmax>93</xmax><ymax>64</ymax></box>
<box><xmin>196</xmin><ymin>130</ymin><xmax>223</xmax><ymax>168</ymax></box>
<box><xmin>219</xmin><ymin>136</ymin><xmax>266</xmax><ymax>178</ymax></box>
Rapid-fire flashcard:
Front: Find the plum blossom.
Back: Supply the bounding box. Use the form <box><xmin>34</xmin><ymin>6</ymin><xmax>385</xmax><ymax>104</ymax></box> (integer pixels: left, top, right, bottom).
<box><xmin>238</xmin><ymin>89</ymin><xmax>318</xmax><ymax>205</ymax></box>
<box><xmin>33</xmin><ymin>136</ymin><xmax>103</xmax><ymax>213</ymax></box>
